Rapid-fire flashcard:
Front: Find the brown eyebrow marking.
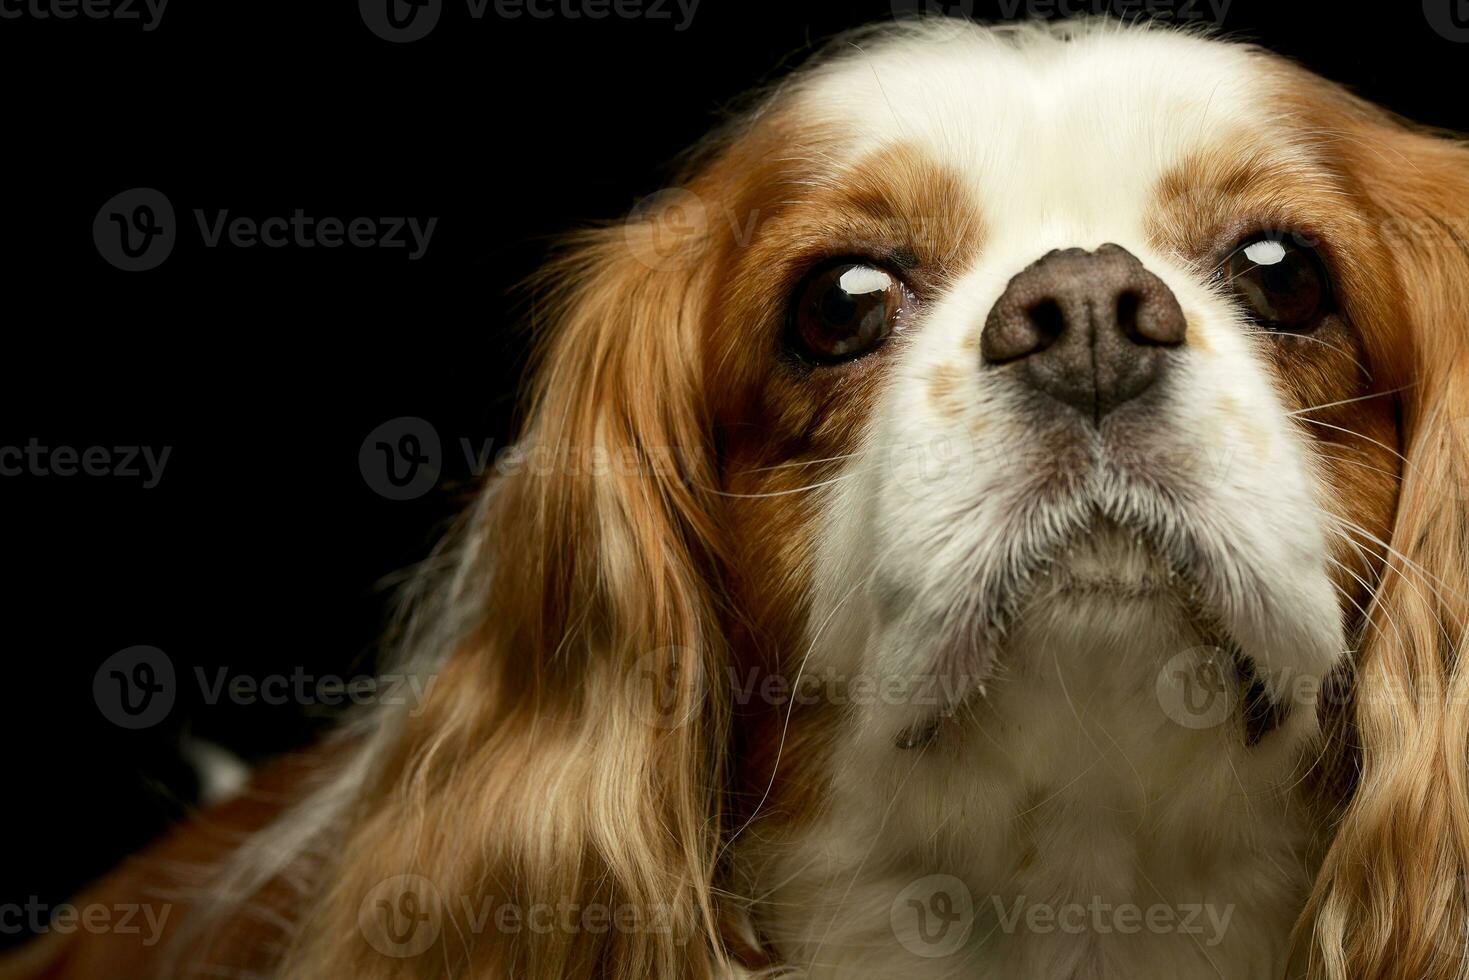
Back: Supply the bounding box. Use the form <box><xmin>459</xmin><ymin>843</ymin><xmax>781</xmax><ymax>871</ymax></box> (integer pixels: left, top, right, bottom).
<box><xmin>1146</xmin><ymin>133</ymin><xmax>1347</xmax><ymax>272</ymax></box>
<box><xmin>836</xmin><ymin>143</ymin><xmax>988</xmax><ymax>275</ymax></box>
<box><xmin>727</xmin><ymin>141</ymin><xmax>988</xmax><ymax>292</ymax></box>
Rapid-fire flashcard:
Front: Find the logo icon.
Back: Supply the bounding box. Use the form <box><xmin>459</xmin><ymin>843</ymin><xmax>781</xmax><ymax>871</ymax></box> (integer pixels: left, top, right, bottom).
<box><xmin>891</xmin><ymin>874</ymin><xmax>974</xmax><ymax>958</ymax></box>
<box><xmin>93</xmin><ymin>646</ymin><xmax>176</xmax><ymax>729</ymax></box>
<box><xmin>359</xmin><ymin>417</ymin><xmax>442</xmax><ymax>501</ymax></box>
<box><xmin>1156</xmin><ymin>646</ymin><xmax>1235</xmax><ymax>730</ymax></box>
<box><xmin>1426</xmin><ymin>0</ymin><xmax>1469</xmax><ymax>41</ymax></box>
<box><xmin>624</xmin><ymin>188</ymin><xmax>709</xmax><ymax>272</ymax></box>
<box><xmin>887</xmin><ymin>433</ymin><xmax>982</xmax><ymax>501</ymax></box>
<box><xmin>626</xmin><ymin>646</ymin><xmax>707</xmax><ymax>730</ymax></box>
<box><xmin>94</xmin><ymin>188</ymin><xmax>176</xmax><ymax>272</ymax></box>
<box><xmin>358</xmin><ymin>875</ymin><xmax>443</xmax><ymax>958</ymax></box>
<box><xmin>360</xmin><ymin>0</ymin><xmax>442</xmax><ymax>43</ymax></box>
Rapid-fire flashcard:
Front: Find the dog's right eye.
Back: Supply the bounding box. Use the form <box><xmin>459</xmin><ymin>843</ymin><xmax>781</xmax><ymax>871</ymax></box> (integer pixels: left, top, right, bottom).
<box><xmin>1222</xmin><ymin>235</ymin><xmax>1333</xmax><ymax>334</ymax></box>
<box><xmin>788</xmin><ymin>260</ymin><xmax>913</xmax><ymax>364</ymax></box>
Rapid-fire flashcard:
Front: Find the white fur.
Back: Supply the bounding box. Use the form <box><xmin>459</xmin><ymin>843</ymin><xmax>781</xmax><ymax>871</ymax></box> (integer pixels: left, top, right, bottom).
<box><xmin>740</xmin><ymin>21</ymin><xmax>1342</xmax><ymax>980</ymax></box>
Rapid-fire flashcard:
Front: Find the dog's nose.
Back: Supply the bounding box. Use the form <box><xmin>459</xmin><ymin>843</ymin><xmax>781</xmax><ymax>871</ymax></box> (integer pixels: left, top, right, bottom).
<box><xmin>981</xmin><ymin>244</ymin><xmax>1186</xmax><ymax>421</ymax></box>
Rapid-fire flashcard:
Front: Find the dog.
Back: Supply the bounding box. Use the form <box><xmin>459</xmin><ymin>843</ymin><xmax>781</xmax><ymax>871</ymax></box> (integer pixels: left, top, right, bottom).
<box><xmin>12</xmin><ymin>17</ymin><xmax>1469</xmax><ymax>980</ymax></box>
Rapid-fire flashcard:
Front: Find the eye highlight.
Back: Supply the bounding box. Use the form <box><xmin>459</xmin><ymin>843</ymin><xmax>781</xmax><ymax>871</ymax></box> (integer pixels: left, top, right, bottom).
<box><xmin>1222</xmin><ymin>234</ymin><xmax>1333</xmax><ymax>334</ymax></box>
<box><xmin>788</xmin><ymin>260</ymin><xmax>914</xmax><ymax>364</ymax></box>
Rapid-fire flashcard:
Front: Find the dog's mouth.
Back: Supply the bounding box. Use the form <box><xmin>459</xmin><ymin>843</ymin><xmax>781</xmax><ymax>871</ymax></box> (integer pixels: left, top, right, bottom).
<box><xmin>893</xmin><ymin>515</ymin><xmax>1290</xmax><ymax>750</ymax></box>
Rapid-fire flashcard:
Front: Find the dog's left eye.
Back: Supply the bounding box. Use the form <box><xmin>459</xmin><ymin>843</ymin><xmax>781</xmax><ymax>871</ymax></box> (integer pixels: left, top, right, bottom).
<box><xmin>1222</xmin><ymin>235</ymin><xmax>1332</xmax><ymax>333</ymax></box>
<box><xmin>789</xmin><ymin>260</ymin><xmax>913</xmax><ymax>363</ymax></box>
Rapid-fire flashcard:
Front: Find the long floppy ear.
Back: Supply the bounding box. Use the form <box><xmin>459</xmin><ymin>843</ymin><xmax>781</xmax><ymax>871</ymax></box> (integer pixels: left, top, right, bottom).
<box><xmin>275</xmin><ymin>201</ymin><xmax>734</xmax><ymax>979</ymax></box>
<box><xmin>1298</xmin><ymin>108</ymin><xmax>1469</xmax><ymax>978</ymax></box>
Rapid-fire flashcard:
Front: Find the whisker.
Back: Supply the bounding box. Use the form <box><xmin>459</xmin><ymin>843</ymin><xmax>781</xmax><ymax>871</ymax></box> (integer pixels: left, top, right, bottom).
<box><xmin>1294</xmin><ymin>418</ymin><xmax>1412</xmax><ymax>470</ymax></box>
<box><xmin>703</xmin><ymin>472</ymin><xmax>863</xmax><ymax>499</ymax></box>
<box><xmin>1325</xmin><ymin>555</ymin><xmax>1405</xmax><ymax>647</ymax></box>
<box><xmin>1328</xmin><ymin>530</ymin><xmax>1446</xmax><ymax>634</ymax></box>
<box><xmin>1287</xmin><ymin>386</ymin><xmax>1412</xmax><ymax>417</ymax></box>
<box><xmin>1312</xmin><ymin>450</ymin><xmax>1402</xmax><ymax>482</ymax></box>
<box><xmin>737</xmin><ymin>452</ymin><xmax>863</xmax><ymax>475</ymax></box>
<box><xmin>1274</xmin><ymin>332</ymin><xmax>1371</xmax><ymax>375</ymax></box>
<box><xmin>1324</xmin><ymin>517</ymin><xmax>1464</xmax><ymax>606</ymax></box>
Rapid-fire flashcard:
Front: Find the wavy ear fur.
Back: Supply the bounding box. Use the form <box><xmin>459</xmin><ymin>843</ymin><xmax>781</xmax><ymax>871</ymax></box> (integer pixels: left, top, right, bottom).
<box><xmin>277</xmin><ymin>209</ymin><xmax>735</xmax><ymax>979</ymax></box>
<box><xmin>1292</xmin><ymin>87</ymin><xmax>1469</xmax><ymax>980</ymax></box>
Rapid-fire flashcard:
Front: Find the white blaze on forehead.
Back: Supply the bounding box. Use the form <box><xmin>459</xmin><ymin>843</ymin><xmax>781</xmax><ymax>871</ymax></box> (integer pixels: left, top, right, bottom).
<box><xmin>791</xmin><ymin>21</ymin><xmax>1267</xmax><ymax>250</ymax></box>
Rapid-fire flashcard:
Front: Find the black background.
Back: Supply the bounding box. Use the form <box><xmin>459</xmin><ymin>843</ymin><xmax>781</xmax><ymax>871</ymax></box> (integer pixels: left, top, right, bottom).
<box><xmin>2</xmin><ymin>0</ymin><xmax>1466</xmax><ymax>946</ymax></box>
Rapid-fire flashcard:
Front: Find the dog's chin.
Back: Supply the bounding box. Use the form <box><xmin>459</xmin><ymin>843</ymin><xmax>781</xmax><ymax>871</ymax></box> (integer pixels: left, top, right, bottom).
<box><xmin>998</xmin><ymin>519</ymin><xmax>1212</xmax><ymax>660</ymax></box>
<box><xmin>1041</xmin><ymin>520</ymin><xmax>1183</xmax><ymax>604</ymax></box>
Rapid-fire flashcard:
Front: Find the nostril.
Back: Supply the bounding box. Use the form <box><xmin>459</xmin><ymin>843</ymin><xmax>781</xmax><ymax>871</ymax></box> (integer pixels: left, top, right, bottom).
<box><xmin>1115</xmin><ymin>290</ymin><xmax>1142</xmax><ymax>341</ymax></box>
<box><xmin>1025</xmin><ymin>299</ymin><xmax>1067</xmax><ymax>347</ymax></box>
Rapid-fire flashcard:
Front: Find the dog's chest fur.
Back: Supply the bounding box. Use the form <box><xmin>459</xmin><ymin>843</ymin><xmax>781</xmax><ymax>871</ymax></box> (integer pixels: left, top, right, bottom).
<box><xmin>743</xmin><ymin>577</ymin><xmax>1319</xmax><ymax>979</ymax></box>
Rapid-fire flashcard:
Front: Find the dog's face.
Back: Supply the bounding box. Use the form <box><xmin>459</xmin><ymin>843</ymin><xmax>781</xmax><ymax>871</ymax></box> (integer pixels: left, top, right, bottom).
<box><xmin>272</xmin><ymin>20</ymin><xmax>1469</xmax><ymax>980</ymax></box>
<box><xmin>703</xmin><ymin>29</ymin><xmax>1413</xmax><ymax>761</ymax></box>
<box><xmin>711</xmin><ymin>20</ymin><xmax>1404</xmax><ymax>713</ymax></box>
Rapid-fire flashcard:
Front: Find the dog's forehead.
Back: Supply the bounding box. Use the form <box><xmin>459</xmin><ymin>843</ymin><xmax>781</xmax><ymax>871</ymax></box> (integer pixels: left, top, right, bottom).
<box><xmin>791</xmin><ymin>25</ymin><xmax>1275</xmax><ymax>235</ymax></box>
